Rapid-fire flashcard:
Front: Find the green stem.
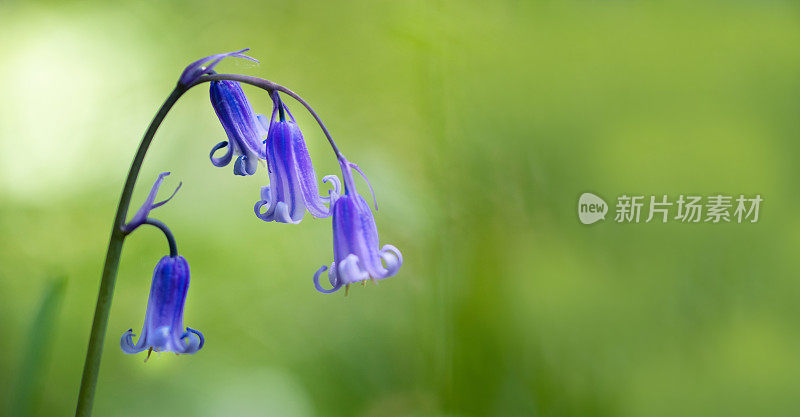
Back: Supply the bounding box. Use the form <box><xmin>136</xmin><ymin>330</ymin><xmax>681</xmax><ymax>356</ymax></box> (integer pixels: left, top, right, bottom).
<box><xmin>75</xmin><ymin>85</ymin><xmax>186</xmax><ymax>417</ymax></box>
<box><xmin>142</xmin><ymin>218</ymin><xmax>179</xmax><ymax>257</ymax></box>
<box><xmin>75</xmin><ymin>72</ymin><xmax>336</xmax><ymax>417</ymax></box>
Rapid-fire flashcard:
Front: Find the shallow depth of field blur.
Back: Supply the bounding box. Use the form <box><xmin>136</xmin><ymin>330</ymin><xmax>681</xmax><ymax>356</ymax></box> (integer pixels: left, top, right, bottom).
<box><xmin>1</xmin><ymin>1</ymin><xmax>800</xmax><ymax>416</ymax></box>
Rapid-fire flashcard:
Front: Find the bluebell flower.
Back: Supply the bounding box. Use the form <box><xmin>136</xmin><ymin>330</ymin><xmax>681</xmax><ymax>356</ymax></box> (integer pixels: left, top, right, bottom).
<box><xmin>313</xmin><ymin>158</ymin><xmax>402</xmax><ymax>294</ymax></box>
<box><xmin>121</xmin><ymin>255</ymin><xmax>204</xmax><ymax>355</ymax></box>
<box><xmin>209</xmin><ymin>80</ymin><xmax>269</xmax><ymax>176</ymax></box>
<box><xmin>178</xmin><ymin>48</ymin><xmax>257</xmax><ymax>86</ymax></box>
<box><xmin>122</xmin><ymin>172</ymin><xmax>181</xmax><ymax>233</ymax></box>
<box><xmin>255</xmin><ymin>92</ymin><xmax>341</xmax><ymax>223</ymax></box>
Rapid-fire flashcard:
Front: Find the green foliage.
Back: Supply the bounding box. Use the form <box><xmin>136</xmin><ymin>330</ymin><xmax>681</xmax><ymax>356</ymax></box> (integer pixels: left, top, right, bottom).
<box><xmin>12</xmin><ymin>278</ymin><xmax>66</xmax><ymax>417</ymax></box>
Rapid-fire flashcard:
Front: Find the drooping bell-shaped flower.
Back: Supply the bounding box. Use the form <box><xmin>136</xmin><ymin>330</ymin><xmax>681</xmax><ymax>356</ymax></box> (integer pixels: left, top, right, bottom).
<box><xmin>121</xmin><ymin>255</ymin><xmax>204</xmax><ymax>355</ymax></box>
<box><xmin>178</xmin><ymin>48</ymin><xmax>257</xmax><ymax>86</ymax></box>
<box><xmin>254</xmin><ymin>92</ymin><xmax>340</xmax><ymax>223</ymax></box>
<box><xmin>209</xmin><ymin>80</ymin><xmax>269</xmax><ymax>176</ymax></box>
<box><xmin>313</xmin><ymin>158</ymin><xmax>402</xmax><ymax>294</ymax></box>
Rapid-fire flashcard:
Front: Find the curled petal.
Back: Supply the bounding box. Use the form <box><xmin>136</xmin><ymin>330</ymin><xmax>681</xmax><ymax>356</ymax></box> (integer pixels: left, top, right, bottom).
<box><xmin>328</xmin><ymin>262</ymin><xmax>340</xmax><ymax>288</ymax></box>
<box><xmin>180</xmin><ymin>327</ymin><xmax>204</xmax><ymax>354</ymax></box>
<box><xmin>120</xmin><ymin>329</ymin><xmax>146</xmax><ymax>354</ymax></box>
<box><xmin>187</xmin><ymin>327</ymin><xmax>204</xmax><ymax>350</ymax></box>
<box><xmin>254</xmin><ymin>186</ymin><xmax>273</xmax><ymax>220</ymax></box>
<box><xmin>254</xmin><ymin>185</ymin><xmax>290</xmax><ymax>221</ymax></box>
<box><xmin>255</xmin><ymin>197</ymin><xmax>300</xmax><ymax>224</ymax></box>
<box><xmin>379</xmin><ymin>244</ymin><xmax>403</xmax><ymax>277</ymax></box>
<box><xmin>179</xmin><ymin>48</ymin><xmax>258</xmax><ymax>86</ymax></box>
<box><xmin>313</xmin><ymin>264</ymin><xmax>342</xmax><ymax>294</ymax></box>
<box><xmin>321</xmin><ymin>175</ymin><xmax>342</xmax><ymax>204</ymax></box>
<box><xmin>210</xmin><ymin>141</ymin><xmax>233</xmax><ymax>167</ymax></box>
<box><xmin>254</xmin><ymin>199</ymin><xmax>271</xmax><ymax>220</ymax></box>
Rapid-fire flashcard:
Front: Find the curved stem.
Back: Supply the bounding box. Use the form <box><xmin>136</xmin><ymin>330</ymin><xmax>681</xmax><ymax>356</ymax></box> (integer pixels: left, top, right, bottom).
<box><xmin>142</xmin><ymin>219</ymin><xmax>178</xmax><ymax>257</ymax></box>
<box><xmin>76</xmin><ymin>71</ymin><xmax>339</xmax><ymax>417</ymax></box>
<box><xmin>194</xmin><ymin>73</ymin><xmax>345</xmax><ymax>161</ymax></box>
<box><xmin>75</xmin><ymin>85</ymin><xmax>187</xmax><ymax>417</ymax></box>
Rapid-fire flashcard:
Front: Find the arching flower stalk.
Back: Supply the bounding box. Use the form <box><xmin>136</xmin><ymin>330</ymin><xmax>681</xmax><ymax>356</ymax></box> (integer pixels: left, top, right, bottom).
<box><xmin>77</xmin><ymin>49</ymin><xmax>403</xmax><ymax>416</ymax></box>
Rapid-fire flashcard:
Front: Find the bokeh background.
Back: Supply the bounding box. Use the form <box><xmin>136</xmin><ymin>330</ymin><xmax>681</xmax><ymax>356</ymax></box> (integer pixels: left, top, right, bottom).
<box><xmin>1</xmin><ymin>0</ymin><xmax>800</xmax><ymax>416</ymax></box>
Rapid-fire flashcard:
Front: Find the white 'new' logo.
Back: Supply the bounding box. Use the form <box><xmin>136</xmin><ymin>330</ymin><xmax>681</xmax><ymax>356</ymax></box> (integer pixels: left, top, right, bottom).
<box><xmin>578</xmin><ymin>193</ymin><xmax>607</xmax><ymax>224</ymax></box>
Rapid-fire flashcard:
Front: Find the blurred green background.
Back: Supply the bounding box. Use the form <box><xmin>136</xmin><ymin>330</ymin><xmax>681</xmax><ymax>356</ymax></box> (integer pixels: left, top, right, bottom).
<box><xmin>1</xmin><ymin>0</ymin><xmax>800</xmax><ymax>416</ymax></box>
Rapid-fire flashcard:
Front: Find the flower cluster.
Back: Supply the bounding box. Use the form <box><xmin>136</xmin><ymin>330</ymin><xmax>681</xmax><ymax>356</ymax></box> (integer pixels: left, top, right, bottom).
<box><xmin>202</xmin><ymin>51</ymin><xmax>403</xmax><ymax>292</ymax></box>
<box><xmin>118</xmin><ymin>49</ymin><xmax>403</xmax><ymax>360</ymax></box>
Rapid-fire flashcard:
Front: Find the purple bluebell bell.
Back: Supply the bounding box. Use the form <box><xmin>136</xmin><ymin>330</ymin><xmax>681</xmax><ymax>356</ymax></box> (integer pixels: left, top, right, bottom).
<box><xmin>121</xmin><ymin>255</ymin><xmax>204</xmax><ymax>355</ymax></box>
<box><xmin>313</xmin><ymin>158</ymin><xmax>402</xmax><ymax>294</ymax></box>
<box><xmin>255</xmin><ymin>92</ymin><xmax>340</xmax><ymax>223</ymax></box>
<box><xmin>209</xmin><ymin>80</ymin><xmax>269</xmax><ymax>176</ymax></box>
<box><xmin>122</xmin><ymin>172</ymin><xmax>181</xmax><ymax>233</ymax></box>
<box><xmin>178</xmin><ymin>48</ymin><xmax>257</xmax><ymax>86</ymax></box>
